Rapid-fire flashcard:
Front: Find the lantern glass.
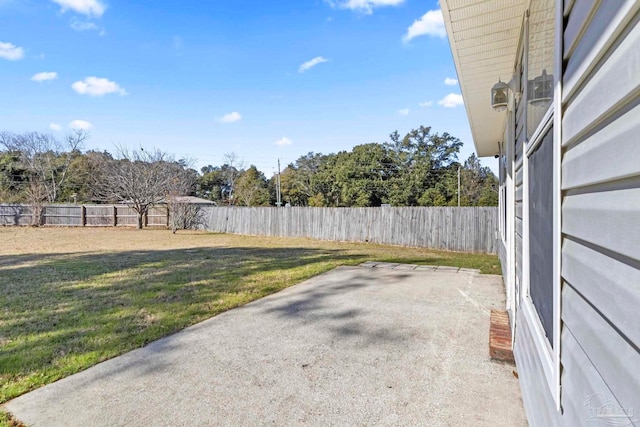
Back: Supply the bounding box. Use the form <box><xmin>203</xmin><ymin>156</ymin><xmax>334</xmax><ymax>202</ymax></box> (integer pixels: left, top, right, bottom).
<box><xmin>491</xmin><ymin>80</ymin><xmax>509</xmax><ymax>111</ymax></box>
<box><xmin>528</xmin><ymin>69</ymin><xmax>553</xmax><ymax>105</ymax></box>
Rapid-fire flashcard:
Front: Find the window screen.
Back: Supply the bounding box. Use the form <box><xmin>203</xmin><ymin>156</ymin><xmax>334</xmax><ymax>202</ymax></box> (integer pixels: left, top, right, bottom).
<box><xmin>528</xmin><ymin>127</ymin><xmax>554</xmax><ymax>346</ymax></box>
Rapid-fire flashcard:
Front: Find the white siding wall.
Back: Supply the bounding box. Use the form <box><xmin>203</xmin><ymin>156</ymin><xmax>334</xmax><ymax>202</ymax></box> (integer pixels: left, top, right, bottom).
<box><xmin>509</xmin><ymin>2</ymin><xmax>640</xmax><ymax>426</ymax></box>
<box><xmin>559</xmin><ymin>0</ymin><xmax>640</xmax><ymax>424</ymax></box>
<box><xmin>514</xmin><ymin>60</ymin><xmax>526</xmax><ymax>308</ymax></box>
<box><xmin>514</xmin><ymin>309</ymin><xmax>559</xmax><ymax>425</ymax></box>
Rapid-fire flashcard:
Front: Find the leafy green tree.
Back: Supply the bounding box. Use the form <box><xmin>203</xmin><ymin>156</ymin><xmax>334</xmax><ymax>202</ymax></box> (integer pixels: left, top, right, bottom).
<box><xmin>278</xmin><ymin>166</ymin><xmax>307</xmax><ymax>206</ymax></box>
<box><xmin>279</xmin><ymin>153</ymin><xmax>327</xmax><ymax>206</ymax></box>
<box><xmin>460</xmin><ymin>153</ymin><xmax>498</xmax><ymax>206</ymax></box>
<box><xmin>198</xmin><ymin>166</ymin><xmax>225</xmax><ymax>203</ymax></box>
<box><xmin>332</xmin><ymin>144</ymin><xmax>394</xmax><ymax>207</ymax></box>
<box><xmin>0</xmin><ymin>150</ymin><xmax>26</xmax><ymax>202</ymax></box>
<box><xmin>385</xmin><ymin>126</ymin><xmax>463</xmax><ymax>206</ymax></box>
<box><xmin>234</xmin><ymin>166</ymin><xmax>270</xmax><ymax>206</ymax></box>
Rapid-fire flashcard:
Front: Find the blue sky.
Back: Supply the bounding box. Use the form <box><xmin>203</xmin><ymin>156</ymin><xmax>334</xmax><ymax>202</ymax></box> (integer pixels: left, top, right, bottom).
<box><xmin>0</xmin><ymin>0</ymin><xmax>495</xmax><ymax>176</ymax></box>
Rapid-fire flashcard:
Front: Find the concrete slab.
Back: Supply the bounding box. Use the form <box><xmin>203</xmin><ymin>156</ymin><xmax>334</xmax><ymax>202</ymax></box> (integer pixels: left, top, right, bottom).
<box><xmin>391</xmin><ymin>264</ymin><xmax>417</xmax><ymax>271</ymax></box>
<box><xmin>3</xmin><ymin>266</ymin><xmax>526</xmax><ymax>427</ymax></box>
<box><xmin>360</xmin><ymin>261</ymin><xmax>379</xmax><ymax>268</ymax></box>
<box><xmin>434</xmin><ymin>266</ymin><xmax>461</xmax><ymax>272</ymax></box>
<box><xmin>414</xmin><ymin>265</ymin><xmax>438</xmax><ymax>271</ymax></box>
<box><xmin>371</xmin><ymin>262</ymin><xmax>399</xmax><ymax>269</ymax></box>
<box><xmin>459</xmin><ymin>267</ymin><xmax>482</xmax><ymax>274</ymax></box>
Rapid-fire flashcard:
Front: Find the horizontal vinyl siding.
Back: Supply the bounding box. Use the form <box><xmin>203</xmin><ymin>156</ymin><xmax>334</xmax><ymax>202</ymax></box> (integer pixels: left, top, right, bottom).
<box><xmin>563</xmin><ymin>10</ymin><xmax>640</xmax><ymax>146</ymax></box>
<box><xmin>562</xmin><ymin>0</ymin><xmax>638</xmax><ymax>103</ymax></box>
<box><xmin>562</xmin><ymin>285</ymin><xmax>640</xmax><ymax>420</ymax></box>
<box><xmin>514</xmin><ymin>72</ymin><xmax>525</xmax><ymax>304</ymax></box>
<box><xmin>562</xmin><ymin>239</ymin><xmax>640</xmax><ymax>348</ymax></box>
<box><xmin>560</xmin><ymin>328</ymin><xmax>630</xmax><ymax>425</ymax></box>
<box><xmin>499</xmin><ymin>239</ymin><xmax>508</xmax><ymax>280</ymax></box>
<box><xmin>563</xmin><ymin>189</ymin><xmax>640</xmax><ymax>261</ymax></box>
<box><xmin>514</xmin><ymin>309</ymin><xmax>559</xmax><ymax>427</ymax></box>
<box><xmin>563</xmin><ymin>103</ymin><xmax>640</xmax><ymax>189</ymax></box>
<box><xmin>560</xmin><ymin>3</ymin><xmax>640</xmax><ymax>426</ymax></box>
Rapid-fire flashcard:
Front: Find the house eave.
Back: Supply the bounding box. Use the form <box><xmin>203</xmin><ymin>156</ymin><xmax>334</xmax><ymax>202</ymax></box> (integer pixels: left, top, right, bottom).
<box><xmin>440</xmin><ymin>0</ymin><xmax>526</xmax><ymax>157</ymax></box>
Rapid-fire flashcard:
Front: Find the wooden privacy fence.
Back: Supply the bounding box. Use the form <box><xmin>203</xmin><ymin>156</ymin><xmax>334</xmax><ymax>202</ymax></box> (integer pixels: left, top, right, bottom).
<box><xmin>0</xmin><ymin>204</ymin><xmax>499</xmax><ymax>253</ymax></box>
<box><xmin>202</xmin><ymin>206</ymin><xmax>499</xmax><ymax>253</ymax></box>
<box><xmin>0</xmin><ymin>204</ymin><xmax>169</xmax><ymax>227</ymax></box>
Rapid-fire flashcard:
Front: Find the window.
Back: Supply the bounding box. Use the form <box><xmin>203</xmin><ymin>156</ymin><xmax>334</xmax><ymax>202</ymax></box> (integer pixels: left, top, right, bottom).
<box><xmin>527</xmin><ymin>0</ymin><xmax>555</xmax><ymax>140</ymax></box>
<box><xmin>520</xmin><ymin>0</ymin><xmax>561</xmax><ymax>407</ymax></box>
<box><xmin>528</xmin><ymin>126</ymin><xmax>554</xmax><ymax>345</ymax></box>
<box><xmin>500</xmin><ymin>144</ymin><xmax>507</xmax><ymax>242</ymax></box>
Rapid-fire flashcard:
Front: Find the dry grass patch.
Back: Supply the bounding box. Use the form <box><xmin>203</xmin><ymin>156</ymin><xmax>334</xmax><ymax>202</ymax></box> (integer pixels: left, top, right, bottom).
<box><xmin>0</xmin><ymin>227</ymin><xmax>500</xmax><ymax>407</ymax></box>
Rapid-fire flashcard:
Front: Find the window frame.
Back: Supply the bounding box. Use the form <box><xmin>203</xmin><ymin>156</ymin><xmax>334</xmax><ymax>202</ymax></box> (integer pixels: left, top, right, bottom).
<box><xmin>519</xmin><ymin>0</ymin><xmax>563</xmax><ymax>410</ymax></box>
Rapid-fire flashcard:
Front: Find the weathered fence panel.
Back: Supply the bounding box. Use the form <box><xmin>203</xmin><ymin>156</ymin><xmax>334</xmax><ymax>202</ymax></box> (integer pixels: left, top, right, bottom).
<box><xmin>147</xmin><ymin>206</ymin><xmax>169</xmax><ymax>227</ymax></box>
<box><xmin>0</xmin><ymin>205</ymin><xmax>34</xmax><ymax>226</ymax></box>
<box><xmin>201</xmin><ymin>206</ymin><xmax>499</xmax><ymax>253</ymax></box>
<box><xmin>86</xmin><ymin>205</ymin><xmax>115</xmax><ymax>226</ymax></box>
<box><xmin>0</xmin><ymin>204</ymin><xmax>170</xmax><ymax>228</ymax></box>
<box><xmin>43</xmin><ymin>205</ymin><xmax>82</xmax><ymax>226</ymax></box>
<box><xmin>0</xmin><ymin>204</ymin><xmax>498</xmax><ymax>253</ymax></box>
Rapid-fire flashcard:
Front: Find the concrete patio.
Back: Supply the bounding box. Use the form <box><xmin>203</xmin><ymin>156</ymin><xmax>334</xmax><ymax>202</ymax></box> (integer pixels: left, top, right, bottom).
<box><xmin>3</xmin><ymin>264</ymin><xmax>526</xmax><ymax>426</ymax></box>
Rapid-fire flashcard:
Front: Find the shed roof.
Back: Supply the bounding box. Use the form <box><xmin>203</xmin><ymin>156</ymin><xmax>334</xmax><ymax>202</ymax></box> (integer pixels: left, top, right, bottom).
<box><xmin>168</xmin><ymin>196</ymin><xmax>216</xmax><ymax>205</ymax></box>
<box><xmin>440</xmin><ymin>0</ymin><xmax>526</xmax><ymax>156</ymax></box>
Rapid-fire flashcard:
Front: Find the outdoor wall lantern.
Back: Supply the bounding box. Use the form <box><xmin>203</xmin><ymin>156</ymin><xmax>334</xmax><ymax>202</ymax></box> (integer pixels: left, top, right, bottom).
<box><xmin>528</xmin><ymin>69</ymin><xmax>553</xmax><ymax>106</ymax></box>
<box><xmin>491</xmin><ymin>79</ymin><xmax>509</xmax><ymax>112</ymax></box>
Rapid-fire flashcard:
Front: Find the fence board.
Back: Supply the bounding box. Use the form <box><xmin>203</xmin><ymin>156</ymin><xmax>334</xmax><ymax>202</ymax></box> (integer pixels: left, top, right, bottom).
<box><xmin>201</xmin><ymin>206</ymin><xmax>498</xmax><ymax>253</ymax></box>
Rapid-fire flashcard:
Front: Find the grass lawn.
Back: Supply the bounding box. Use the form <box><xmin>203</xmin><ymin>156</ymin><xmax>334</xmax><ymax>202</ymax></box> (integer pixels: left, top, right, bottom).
<box><xmin>0</xmin><ymin>227</ymin><xmax>500</xmax><ymax>410</ymax></box>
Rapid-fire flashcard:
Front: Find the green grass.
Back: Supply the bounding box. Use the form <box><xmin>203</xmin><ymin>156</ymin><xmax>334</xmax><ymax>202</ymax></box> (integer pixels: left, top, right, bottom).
<box><xmin>0</xmin><ymin>411</ymin><xmax>26</xmax><ymax>427</ymax></box>
<box><xmin>0</xmin><ymin>227</ymin><xmax>500</xmax><ymax>412</ymax></box>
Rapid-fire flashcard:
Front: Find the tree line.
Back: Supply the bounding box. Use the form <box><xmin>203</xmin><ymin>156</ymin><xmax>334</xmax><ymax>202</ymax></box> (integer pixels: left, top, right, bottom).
<box><xmin>268</xmin><ymin>126</ymin><xmax>498</xmax><ymax>207</ymax></box>
<box><xmin>0</xmin><ymin>125</ymin><xmax>498</xmax><ymax>221</ymax></box>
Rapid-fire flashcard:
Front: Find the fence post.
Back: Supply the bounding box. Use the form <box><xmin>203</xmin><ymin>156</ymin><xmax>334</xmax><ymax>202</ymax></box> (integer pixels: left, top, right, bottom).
<box><xmin>166</xmin><ymin>206</ymin><xmax>170</xmax><ymax>227</ymax></box>
<box><xmin>81</xmin><ymin>205</ymin><xmax>86</xmax><ymax>226</ymax></box>
<box><xmin>113</xmin><ymin>205</ymin><xmax>117</xmax><ymax>227</ymax></box>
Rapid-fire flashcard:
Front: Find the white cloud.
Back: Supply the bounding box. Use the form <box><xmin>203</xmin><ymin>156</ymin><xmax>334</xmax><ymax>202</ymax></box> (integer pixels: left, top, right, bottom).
<box><xmin>217</xmin><ymin>112</ymin><xmax>242</xmax><ymax>123</ymax></box>
<box><xmin>49</xmin><ymin>123</ymin><xmax>62</xmax><ymax>131</ymax></box>
<box><xmin>326</xmin><ymin>0</ymin><xmax>404</xmax><ymax>14</ymax></box>
<box><xmin>31</xmin><ymin>72</ymin><xmax>58</xmax><ymax>82</ymax></box>
<box><xmin>0</xmin><ymin>41</ymin><xmax>24</xmax><ymax>61</ymax></box>
<box><xmin>299</xmin><ymin>56</ymin><xmax>328</xmax><ymax>73</ymax></box>
<box><xmin>51</xmin><ymin>0</ymin><xmax>106</xmax><ymax>17</ymax></box>
<box><xmin>397</xmin><ymin>108</ymin><xmax>410</xmax><ymax>116</ymax></box>
<box><xmin>403</xmin><ymin>10</ymin><xmax>446</xmax><ymax>42</ymax></box>
<box><xmin>438</xmin><ymin>93</ymin><xmax>464</xmax><ymax>108</ymax></box>
<box><xmin>68</xmin><ymin>120</ymin><xmax>93</xmax><ymax>130</ymax></box>
<box><xmin>70</xmin><ymin>18</ymin><xmax>100</xmax><ymax>32</ymax></box>
<box><xmin>72</xmin><ymin>77</ymin><xmax>127</xmax><ymax>96</ymax></box>
<box><xmin>419</xmin><ymin>101</ymin><xmax>433</xmax><ymax>107</ymax></box>
<box><xmin>274</xmin><ymin>137</ymin><xmax>293</xmax><ymax>147</ymax></box>
<box><xmin>444</xmin><ymin>77</ymin><xmax>458</xmax><ymax>86</ymax></box>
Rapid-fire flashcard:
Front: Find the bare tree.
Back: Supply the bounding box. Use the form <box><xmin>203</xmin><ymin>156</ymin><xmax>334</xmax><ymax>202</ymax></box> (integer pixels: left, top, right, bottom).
<box><xmin>0</xmin><ymin>130</ymin><xmax>86</xmax><ymax>224</ymax></box>
<box><xmin>92</xmin><ymin>147</ymin><xmax>194</xmax><ymax>229</ymax></box>
<box><xmin>168</xmin><ymin>200</ymin><xmax>205</xmax><ymax>233</ymax></box>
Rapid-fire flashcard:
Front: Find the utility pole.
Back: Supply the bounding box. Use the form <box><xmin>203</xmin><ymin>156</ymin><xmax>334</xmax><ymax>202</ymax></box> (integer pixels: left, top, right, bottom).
<box><xmin>276</xmin><ymin>159</ymin><xmax>282</xmax><ymax>207</ymax></box>
<box><xmin>458</xmin><ymin>165</ymin><xmax>461</xmax><ymax>207</ymax></box>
